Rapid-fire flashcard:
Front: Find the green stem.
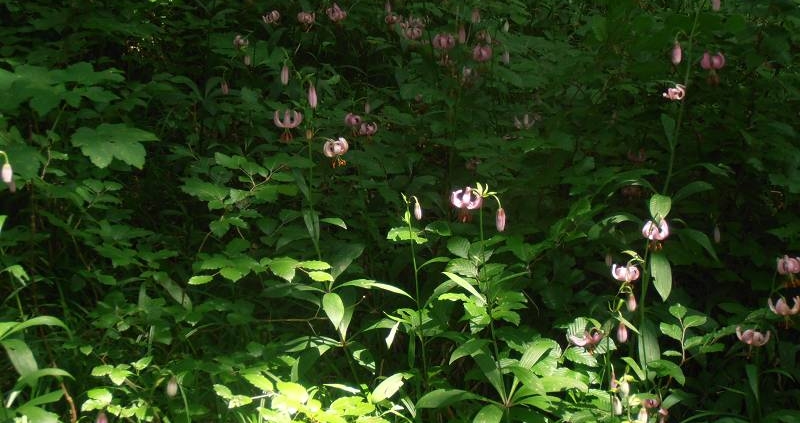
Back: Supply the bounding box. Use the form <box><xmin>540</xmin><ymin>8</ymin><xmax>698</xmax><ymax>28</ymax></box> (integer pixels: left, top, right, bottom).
<box><xmin>663</xmin><ymin>7</ymin><xmax>701</xmax><ymax>194</ymax></box>
<box><xmin>405</xmin><ymin>201</ymin><xmax>428</xmax><ymax>387</ymax></box>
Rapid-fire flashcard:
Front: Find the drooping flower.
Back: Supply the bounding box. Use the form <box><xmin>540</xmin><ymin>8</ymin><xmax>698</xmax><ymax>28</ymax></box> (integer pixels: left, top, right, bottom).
<box><xmin>736</xmin><ymin>326</ymin><xmax>770</xmax><ymax>347</ymax></box>
<box><xmin>432</xmin><ymin>33</ymin><xmax>456</xmax><ymax>50</ymax></box>
<box><xmin>671</xmin><ymin>41</ymin><xmax>682</xmax><ymax>65</ymax></box>
<box><xmin>2</xmin><ymin>163</ymin><xmax>12</xmax><ymax>184</ymax></box>
<box><xmin>401</xmin><ymin>16</ymin><xmax>424</xmax><ymax>40</ymax></box>
<box><xmin>413</xmin><ymin>199</ymin><xmax>423</xmax><ymax>221</ymax></box>
<box><xmin>658</xmin><ymin>408</ymin><xmax>669</xmax><ymax>423</ymax></box>
<box><xmin>617</xmin><ymin>322</ymin><xmax>628</xmax><ymax>343</ymax></box>
<box><xmin>643</xmin><ymin>398</ymin><xmax>660</xmax><ymax>409</ymax></box>
<box><xmin>344</xmin><ymin>113</ymin><xmax>362</xmax><ymax>127</ymax></box>
<box><xmin>642</xmin><ymin>219</ymin><xmax>670</xmax><ymax>241</ymax></box>
<box><xmin>701</xmin><ymin>51</ymin><xmax>725</xmax><ymax>70</ymax></box>
<box><xmin>627</xmin><ymin>293</ymin><xmax>637</xmax><ymax>312</ymax></box>
<box><xmin>472</xmin><ymin>44</ymin><xmax>492</xmax><ymax>62</ymax></box>
<box><xmin>611</xmin><ymin>264</ymin><xmax>641</xmax><ymax>283</ymax></box>
<box><xmin>662</xmin><ymin>84</ymin><xmax>686</xmax><ymax>101</ymax></box>
<box><xmin>326</xmin><ymin>3</ymin><xmax>347</xmax><ymax>23</ymax></box>
<box><xmin>496</xmin><ymin>207</ymin><xmax>506</xmax><ymax>232</ymax></box>
<box><xmin>308</xmin><ymin>83</ymin><xmax>318</xmax><ymax>109</ymax></box>
<box><xmin>768</xmin><ymin>296</ymin><xmax>800</xmax><ymax>316</ymax></box>
<box><xmin>323</xmin><ymin>137</ymin><xmax>349</xmax><ymax>167</ymax></box>
<box><xmin>636</xmin><ymin>407</ymin><xmax>649</xmax><ymax>423</ymax></box>
<box><xmin>262</xmin><ymin>10</ymin><xmax>280</xmax><ymax>24</ymax></box>
<box><xmin>612</xmin><ymin>396</ymin><xmax>623</xmax><ymax>415</ymax></box>
<box><xmin>777</xmin><ymin>255</ymin><xmax>800</xmax><ymax>274</ymax></box>
<box><xmin>568</xmin><ymin>329</ymin><xmax>604</xmax><ymax>351</ymax></box>
<box><xmin>297</xmin><ymin>11</ymin><xmax>316</xmax><ymax>28</ymax></box>
<box><xmin>274</xmin><ymin>110</ymin><xmax>303</xmax><ymax>142</ymax></box>
<box><xmin>358</xmin><ymin>122</ymin><xmax>378</xmax><ymax>137</ymax></box>
<box><xmin>166</xmin><ymin>376</ymin><xmax>179</xmax><ymax>398</ymax></box>
<box><xmin>233</xmin><ymin>35</ymin><xmax>248</xmax><ymax>49</ymax></box>
<box><xmin>451</xmin><ymin>187</ymin><xmax>482</xmax><ymax>210</ymax></box>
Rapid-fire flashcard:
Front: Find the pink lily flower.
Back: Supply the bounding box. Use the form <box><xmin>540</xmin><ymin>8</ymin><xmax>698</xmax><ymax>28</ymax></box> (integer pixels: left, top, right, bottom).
<box><xmin>736</xmin><ymin>326</ymin><xmax>770</xmax><ymax>347</ymax></box>
<box><xmin>662</xmin><ymin>84</ymin><xmax>686</xmax><ymax>101</ymax></box>
<box><xmin>768</xmin><ymin>296</ymin><xmax>800</xmax><ymax>316</ymax></box>
<box><xmin>777</xmin><ymin>255</ymin><xmax>800</xmax><ymax>274</ymax></box>
<box><xmin>642</xmin><ymin>219</ymin><xmax>670</xmax><ymax>241</ymax></box>
<box><xmin>611</xmin><ymin>264</ymin><xmax>641</xmax><ymax>282</ymax></box>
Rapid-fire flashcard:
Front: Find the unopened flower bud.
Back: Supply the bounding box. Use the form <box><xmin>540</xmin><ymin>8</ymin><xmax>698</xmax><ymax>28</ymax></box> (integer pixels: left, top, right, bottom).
<box><xmin>619</xmin><ymin>380</ymin><xmax>630</xmax><ymax>398</ymax></box>
<box><xmin>501</xmin><ymin>50</ymin><xmax>510</xmax><ymax>65</ymax></box>
<box><xmin>627</xmin><ymin>293</ymin><xmax>637</xmax><ymax>312</ymax></box>
<box><xmin>364</xmin><ymin>102</ymin><xmax>371</xmax><ymax>114</ymax></box>
<box><xmin>612</xmin><ymin>396</ymin><xmax>623</xmax><ymax>415</ymax></box>
<box><xmin>605</xmin><ymin>253</ymin><xmax>613</xmax><ymax>267</ymax></box>
<box><xmin>502</xmin><ymin>20</ymin><xmax>509</xmax><ymax>33</ymax></box>
<box><xmin>496</xmin><ymin>207</ymin><xmax>506</xmax><ymax>232</ymax></box>
<box><xmin>711</xmin><ymin>0</ymin><xmax>721</xmax><ymax>11</ymax></box>
<box><xmin>414</xmin><ymin>200</ymin><xmax>423</xmax><ymax>221</ymax></box>
<box><xmin>713</xmin><ymin>225</ymin><xmax>721</xmax><ymax>243</ymax></box>
<box><xmin>281</xmin><ymin>65</ymin><xmax>289</xmax><ymax>85</ymax></box>
<box><xmin>243</xmin><ymin>55</ymin><xmax>251</xmax><ymax>66</ymax></box>
<box><xmin>671</xmin><ymin>41</ymin><xmax>682</xmax><ymax>65</ymax></box>
<box><xmin>308</xmin><ymin>83</ymin><xmax>318</xmax><ymax>109</ymax></box>
<box><xmin>96</xmin><ymin>412</ymin><xmax>108</xmax><ymax>423</ymax></box>
<box><xmin>637</xmin><ymin>407</ymin><xmax>649</xmax><ymax>423</ymax></box>
<box><xmin>166</xmin><ymin>376</ymin><xmax>179</xmax><ymax>398</ymax></box>
<box><xmin>458</xmin><ymin>25</ymin><xmax>467</xmax><ymax>44</ymax></box>
<box><xmin>2</xmin><ymin>163</ymin><xmax>12</xmax><ymax>184</ymax></box>
<box><xmin>617</xmin><ymin>322</ymin><xmax>628</xmax><ymax>343</ymax></box>
<box><xmin>220</xmin><ymin>81</ymin><xmax>230</xmax><ymax>95</ymax></box>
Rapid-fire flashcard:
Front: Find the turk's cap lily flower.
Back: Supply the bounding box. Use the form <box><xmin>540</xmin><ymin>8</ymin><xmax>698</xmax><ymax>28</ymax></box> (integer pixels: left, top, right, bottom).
<box><xmin>233</xmin><ymin>35</ymin><xmax>248</xmax><ymax>49</ymax></box>
<box><xmin>662</xmin><ymin>84</ymin><xmax>686</xmax><ymax>101</ymax></box>
<box><xmin>262</xmin><ymin>10</ymin><xmax>280</xmax><ymax>24</ymax></box>
<box><xmin>472</xmin><ymin>44</ymin><xmax>493</xmax><ymax>62</ymax></box>
<box><xmin>701</xmin><ymin>51</ymin><xmax>726</xmax><ymax>70</ymax></box>
<box><xmin>344</xmin><ymin>113</ymin><xmax>362</xmax><ymax>127</ymax></box>
<box><xmin>297</xmin><ymin>11</ymin><xmax>316</xmax><ymax>26</ymax></box>
<box><xmin>274</xmin><ymin>109</ymin><xmax>303</xmax><ymax>129</ymax></box>
<box><xmin>612</xmin><ymin>264</ymin><xmax>641</xmax><ymax>282</ymax></box>
<box><xmin>326</xmin><ymin>3</ymin><xmax>347</xmax><ymax>23</ymax></box>
<box><xmin>642</xmin><ymin>219</ymin><xmax>670</xmax><ymax>241</ymax></box>
<box><xmin>323</xmin><ymin>137</ymin><xmax>349</xmax><ymax>158</ymax></box>
<box><xmin>643</xmin><ymin>398</ymin><xmax>660</xmax><ymax>409</ymax></box>
<box><xmin>358</xmin><ymin>122</ymin><xmax>378</xmax><ymax>136</ymax></box>
<box><xmin>432</xmin><ymin>33</ymin><xmax>455</xmax><ymax>50</ymax></box>
<box><xmin>736</xmin><ymin>326</ymin><xmax>770</xmax><ymax>347</ymax></box>
<box><xmin>568</xmin><ymin>329</ymin><xmax>604</xmax><ymax>349</ymax></box>
<box><xmin>450</xmin><ymin>187</ymin><xmax>482</xmax><ymax>210</ymax></box>
<box><xmin>777</xmin><ymin>255</ymin><xmax>800</xmax><ymax>274</ymax></box>
<box><xmin>671</xmin><ymin>41</ymin><xmax>682</xmax><ymax>65</ymax></box>
<box><xmin>768</xmin><ymin>296</ymin><xmax>800</xmax><ymax>316</ymax></box>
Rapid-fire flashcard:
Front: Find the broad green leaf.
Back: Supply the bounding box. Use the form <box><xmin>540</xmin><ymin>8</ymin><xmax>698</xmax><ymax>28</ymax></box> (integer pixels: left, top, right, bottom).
<box><xmin>648</xmin><ymin>194</ymin><xmax>672</xmax><ymax>220</ymax></box>
<box><xmin>637</xmin><ymin>318</ymin><xmax>661</xmax><ymax>368</ymax></box>
<box><xmin>131</xmin><ymin>356</ymin><xmax>152</xmax><ymax>371</ymax></box>
<box><xmin>277</xmin><ymin>381</ymin><xmax>309</xmax><ymax>403</ymax></box>
<box><xmin>660</xmin><ymin>114</ymin><xmax>676</xmax><ymax>148</ymax></box>
<box><xmin>323</xmin><ymin>293</ymin><xmax>346</xmax><ymax>337</ymax></box>
<box><xmin>648</xmin><ymin>360</ymin><xmax>685</xmax><ymax>385</ymax></box>
<box><xmin>243</xmin><ymin>372</ymin><xmax>274</xmax><ymax>392</ymax></box>
<box><xmin>0</xmin><ymin>316</ymin><xmax>68</xmax><ymax>340</ymax></box>
<box><xmin>321</xmin><ymin>217</ymin><xmax>347</xmax><ymax>229</ymax></box>
<box><xmin>650</xmin><ymin>252</ymin><xmax>672</xmax><ymax>301</ymax></box>
<box><xmin>509</xmin><ymin>365</ymin><xmax>545</xmax><ymax>396</ymax></box>
<box><xmin>539</xmin><ymin>375</ymin><xmax>588</xmax><ymax>392</ymax></box>
<box><xmin>372</xmin><ymin>373</ymin><xmax>404</xmax><ymax>402</ymax></box>
<box><xmin>15</xmin><ymin>368</ymin><xmax>73</xmax><ymax>390</ymax></box>
<box><xmin>621</xmin><ymin>357</ymin><xmax>646</xmax><ymax>381</ymax></box>
<box><xmin>300</xmin><ymin>260</ymin><xmax>331</xmax><ymax>270</ymax></box>
<box><xmin>673</xmin><ymin>181</ymin><xmax>714</xmax><ymax>202</ymax></box>
<box><xmin>519</xmin><ymin>340</ymin><xmax>555</xmax><ymax>369</ymax></box>
<box><xmin>337</xmin><ymin>279</ymin><xmax>413</xmax><ymax>300</ymax></box>
<box><xmin>683</xmin><ymin>315</ymin><xmax>707</xmax><ymax>328</ymax></box>
<box><xmin>450</xmin><ymin>339</ymin><xmax>490</xmax><ymax>364</ymax></box>
<box><xmin>442</xmin><ymin>272</ymin><xmax>485</xmax><ymax>304</ymax></box>
<box><xmin>213</xmin><ymin>384</ymin><xmax>233</xmax><ymax>399</ymax></box>
<box><xmin>308</xmin><ymin>271</ymin><xmax>333</xmax><ymax>282</ymax></box>
<box><xmin>386</xmin><ymin>226</ymin><xmax>427</xmax><ymax>244</ymax></box>
<box><xmin>471</xmin><ymin>348</ymin><xmax>505</xmax><ymax>399</ymax></box>
<box><xmin>2</xmin><ymin>339</ymin><xmax>38</xmax><ymax>377</ymax></box>
<box><xmin>71</xmin><ymin>123</ymin><xmax>157</xmax><ymax>169</ymax></box>
<box><xmin>188</xmin><ymin>275</ymin><xmax>213</xmax><ymax>285</ymax></box>
<box><xmin>269</xmin><ymin>257</ymin><xmax>299</xmax><ymax>282</ymax></box>
<box><xmin>473</xmin><ymin>404</ymin><xmax>503</xmax><ymax>423</ymax></box>
<box><xmin>679</xmin><ymin>229</ymin><xmax>719</xmax><ymax>262</ymax></box>
<box><xmin>447</xmin><ymin>237</ymin><xmax>470</xmax><ymax>258</ymax></box>
<box><xmin>416</xmin><ymin>389</ymin><xmax>486</xmax><ymax>409</ymax></box>
<box><xmin>668</xmin><ymin>304</ymin><xmax>687</xmax><ymax>320</ymax></box>
<box><xmin>659</xmin><ymin>323</ymin><xmax>682</xmax><ymax>342</ymax></box>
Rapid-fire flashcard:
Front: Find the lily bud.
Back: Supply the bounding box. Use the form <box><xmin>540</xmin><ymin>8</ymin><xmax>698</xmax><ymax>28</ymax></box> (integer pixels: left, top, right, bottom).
<box><xmin>612</xmin><ymin>396</ymin><xmax>623</xmax><ymax>415</ymax></box>
<box><xmin>96</xmin><ymin>412</ymin><xmax>109</xmax><ymax>423</ymax></box>
<box><xmin>711</xmin><ymin>0</ymin><xmax>721</xmax><ymax>11</ymax></box>
<box><xmin>243</xmin><ymin>55</ymin><xmax>251</xmax><ymax>66</ymax></box>
<box><xmin>280</xmin><ymin>65</ymin><xmax>289</xmax><ymax>85</ymax></box>
<box><xmin>502</xmin><ymin>20</ymin><xmax>509</xmax><ymax>33</ymax></box>
<box><xmin>617</xmin><ymin>322</ymin><xmax>628</xmax><ymax>343</ymax></box>
<box><xmin>220</xmin><ymin>80</ymin><xmax>230</xmax><ymax>95</ymax></box>
<box><xmin>166</xmin><ymin>376</ymin><xmax>179</xmax><ymax>398</ymax></box>
<box><xmin>2</xmin><ymin>163</ymin><xmax>12</xmax><ymax>184</ymax></box>
<box><xmin>501</xmin><ymin>50</ymin><xmax>510</xmax><ymax>65</ymax></box>
<box><xmin>626</xmin><ymin>293</ymin><xmax>637</xmax><ymax>312</ymax></box>
<box><xmin>496</xmin><ymin>207</ymin><xmax>506</xmax><ymax>232</ymax></box>
<box><xmin>414</xmin><ymin>200</ymin><xmax>423</xmax><ymax>221</ymax></box>
<box><xmin>700</xmin><ymin>52</ymin><xmax>712</xmax><ymax>70</ymax></box>
<box><xmin>605</xmin><ymin>253</ymin><xmax>613</xmax><ymax>267</ymax></box>
<box><xmin>713</xmin><ymin>225</ymin><xmax>721</xmax><ymax>243</ymax></box>
<box><xmin>671</xmin><ymin>41</ymin><xmax>682</xmax><ymax>65</ymax></box>
<box><xmin>308</xmin><ymin>83</ymin><xmax>318</xmax><ymax>109</ymax></box>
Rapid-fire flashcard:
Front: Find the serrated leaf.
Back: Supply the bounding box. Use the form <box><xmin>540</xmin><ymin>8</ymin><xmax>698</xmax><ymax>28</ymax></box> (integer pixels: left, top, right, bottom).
<box><xmin>308</xmin><ymin>271</ymin><xmax>333</xmax><ymax>282</ymax></box>
<box><xmin>71</xmin><ymin>124</ymin><xmax>157</xmax><ymax>169</ymax></box>
<box><xmin>683</xmin><ymin>315</ymin><xmax>707</xmax><ymax>328</ymax></box>
<box><xmin>300</xmin><ymin>260</ymin><xmax>331</xmax><ymax>270</ymax></box>
<box><xmin>277</xmin><ymin>381</ymin><xmax>308</xmax><ymax>403</ymax></box>
<box><xmin>131</xmin><ymin>356</ymin><xmax>152</xmax><ymax>371</ymax></box>
<box><xmin>269</xmin><ymin>257</ymin><xmax>298</xmax><ymax>282</ymax></box>
<box><xmin>659</xmin><ymin>323</ymin><xmax>682</xmax><ymax>342</ymax></box>
<box><xmin>386</xmin><ymin>227</ymin><xmax>427</xmax><ymax>244</ymax></box>
<box><xmin>650</xmin><ymin>252</ymin><xmax>672</xmax><ymax>301</ymax></box>
<box><xmin>447</xmin><ymin>237</ymin><xmax>470</xmax><ymax>258</ymax></box>
<box><xmin>220</xmin><ymin>267</ymin><xmax>245</xmax><ymax>282</ymax></box>
<box><xmin>213</xmin><ymin>384</ymin><xmax>233</xmax><ymax>399</ymax></box>
<box><xmin>668</xmin><ymin>304</ymin><xmax>687</xmax><ymax>320</ymax></box>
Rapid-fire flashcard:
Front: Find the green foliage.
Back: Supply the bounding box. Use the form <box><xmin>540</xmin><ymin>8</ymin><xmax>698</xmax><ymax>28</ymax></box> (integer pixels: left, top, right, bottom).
<box><xmin>0</xmin><ymin>0</ymin><xmax>799</xmax><ymax>422</ymax></box>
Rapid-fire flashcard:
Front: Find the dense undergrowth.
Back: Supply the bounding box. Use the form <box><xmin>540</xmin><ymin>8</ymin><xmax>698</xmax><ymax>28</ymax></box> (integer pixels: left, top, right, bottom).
<box><xmin>1</xmin><ymin>0</ymin><xmax>799</xmax><ymax>422</ymax></box>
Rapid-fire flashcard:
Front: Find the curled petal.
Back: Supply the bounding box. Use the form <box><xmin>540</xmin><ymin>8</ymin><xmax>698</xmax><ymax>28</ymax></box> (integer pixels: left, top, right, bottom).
<box><xmin>274</xmin><ymin>110</ymin><xmax>284</xmax><ymax>128</ymax></box>
<box><xmin>701</xmin><ymin>52</ymin><xmax>712</xmax><ymax>70</ymax></box>
<box><xmin>642</xmin><ymin>219</ymin><xmax>669</xmax><ymax>241</ymax></box>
